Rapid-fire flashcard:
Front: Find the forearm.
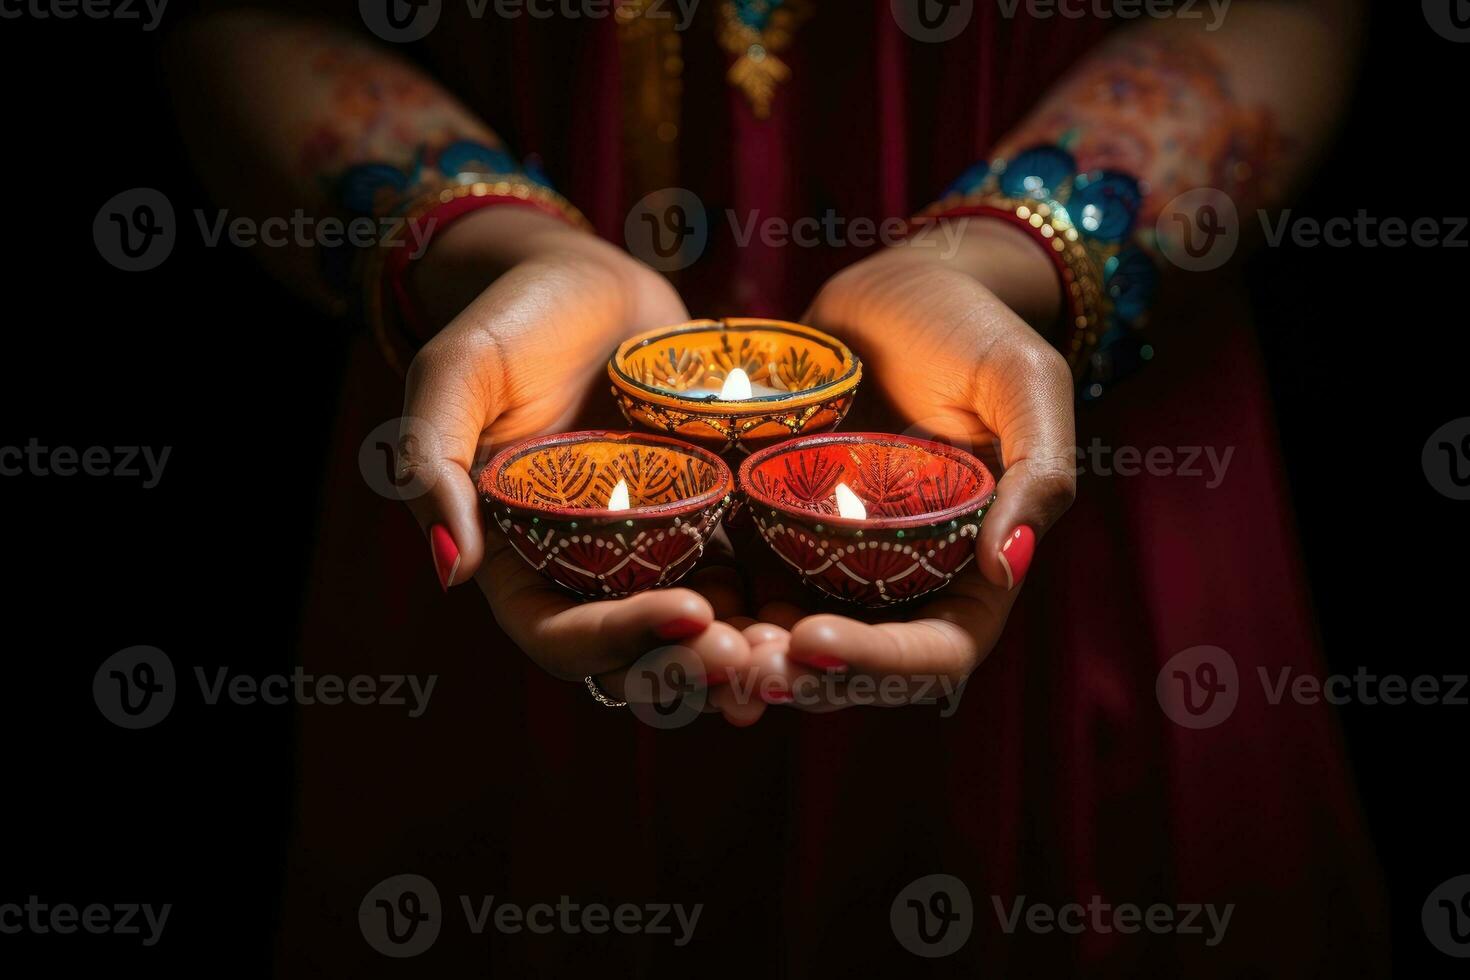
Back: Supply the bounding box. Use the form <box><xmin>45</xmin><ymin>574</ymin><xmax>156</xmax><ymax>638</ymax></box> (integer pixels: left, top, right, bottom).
<box><xmin>993</xmin><ymin>1</ymin><xmax>1365</xmax><ymax>226</ymax></box>
<box><xmin>875</xmin><ymin>3</ymin><xmax>1366</xmax><ymax>352</ymax></box>
<box><xmin>168</xmin><ymin>10</ymin><xmax>497</xmax><ymax>308</ymax></box>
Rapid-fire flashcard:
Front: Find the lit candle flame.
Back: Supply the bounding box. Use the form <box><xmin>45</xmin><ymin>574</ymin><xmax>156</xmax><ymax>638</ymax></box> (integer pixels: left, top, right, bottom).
<box><xmin>719</xmin><ymin>367</ymin><xmax>753</xmax><ymax>400</ymax></box>
<box><xmin>607</xmin><ymin>478</ymin><xmax>631</xmax><ymax>511</ymax></box>
<box><xmin>834</xmin><ymin>482</ymin><xmax>867</xmax><ymax>520</ymax></box>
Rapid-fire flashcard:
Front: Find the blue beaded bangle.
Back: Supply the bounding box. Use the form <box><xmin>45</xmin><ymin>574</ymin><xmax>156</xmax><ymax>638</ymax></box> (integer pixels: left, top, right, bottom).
<box><xmin>917</xmin><ymin>145</ymin><xmax>1159</xmax><ymax>400</ymax></box>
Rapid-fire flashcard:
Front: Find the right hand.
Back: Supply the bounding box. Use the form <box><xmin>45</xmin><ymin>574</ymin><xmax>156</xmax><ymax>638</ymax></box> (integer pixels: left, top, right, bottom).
<box><xmin>397</xmin><ymin>207</ymin><xmax>751</xmax><ymax>701</ymax></box>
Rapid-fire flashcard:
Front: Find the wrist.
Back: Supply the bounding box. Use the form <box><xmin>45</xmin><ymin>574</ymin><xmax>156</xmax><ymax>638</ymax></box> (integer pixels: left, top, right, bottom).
<box><xmin>870</xmin><ymin>217</ymin><xmax>1063</xmax><ymax>332</ymax></box>
<box><xmin>407</xmin><ymin>206</ymin><xmax>592</xmax><ymax>328</ymax></box>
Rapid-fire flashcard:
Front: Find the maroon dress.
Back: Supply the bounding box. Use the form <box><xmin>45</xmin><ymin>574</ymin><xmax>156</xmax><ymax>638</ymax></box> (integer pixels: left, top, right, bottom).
<box><xmin>276</xmin><ymin>5</ymin><xmax>1387</xmax><ymax>975</ymax></box>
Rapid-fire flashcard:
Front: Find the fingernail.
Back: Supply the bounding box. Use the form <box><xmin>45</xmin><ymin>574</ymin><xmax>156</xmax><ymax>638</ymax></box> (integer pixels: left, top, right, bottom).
<box><xmin>655</xmin><ymin>618</ymin><xmax>706</xmax><ymax>641</ymax></box>
<box><xmin>429</xmin><ymin>524</ymin><xmax>460</xmax><ymax>591</ymax></box>
<box><xmin>797</xmin><ymin>653</ymin><xmax>848</xmax><ymax>672</ymax></box>
<box><xmin>998</xmin><ymin>525</ymin><xmax>1035</xmax><ymax>591</ymax></box>
<box><xmin>763</xmin><ymin>689</ymin><xmax>794</xmax><ymax>704</ymax></box>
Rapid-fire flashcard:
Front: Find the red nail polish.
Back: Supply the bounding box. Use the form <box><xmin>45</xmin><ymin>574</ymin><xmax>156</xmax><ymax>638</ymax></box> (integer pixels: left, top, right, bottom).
<box><xmin>429</xmin><ymin>524</ymin><xmax>460</xmax><ymax>591</ymax></box>
<box><xmin>799</xmin><ymin>654</ymin><xmax>848</xmax><ymax>672</ymax></box>
<box><xmin>998</xmin><ymin>525</ymin><xmax>1035</xmax><ymax>591</ymax></box>
<box><xmin>763</xmin><ymin>690</ymin><xmax>794</xmax><ymax>704</ymax></box>
<box><xmin>655</xmin><ymin>618</ymin><xmax>705</xmax><ymax>641</ymax></box>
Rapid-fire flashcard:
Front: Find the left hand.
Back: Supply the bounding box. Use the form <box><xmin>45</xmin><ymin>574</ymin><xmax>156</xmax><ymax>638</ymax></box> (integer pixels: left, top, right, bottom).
<box><xmin>711</xmin><ymin>219</ymin><xmax>1079</xmax><ymax>722</ymax></box>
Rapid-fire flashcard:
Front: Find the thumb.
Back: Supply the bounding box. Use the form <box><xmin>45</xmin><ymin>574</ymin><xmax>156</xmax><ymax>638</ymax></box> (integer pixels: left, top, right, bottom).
<box><xmin>398</xmin><ymin>335</ymin><xmax>503</xmax><ymax>590</ymax></box>
<box><xmin>973</xmin><ymin>343</ymin><xmax>1077</xmax><ymax>591</ymax></box>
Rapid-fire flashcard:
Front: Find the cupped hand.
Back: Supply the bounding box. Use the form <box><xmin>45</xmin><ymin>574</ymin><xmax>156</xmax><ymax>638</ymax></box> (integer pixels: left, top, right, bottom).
<box><xmin>712</xmin><ymin>218</ymin><xmax>1078</xmax><ymax>719</ymax></box>
<box><xmin>396</xmin><ymin>207</ymin><xmax>750</xmax><ymax>696</ymax></box>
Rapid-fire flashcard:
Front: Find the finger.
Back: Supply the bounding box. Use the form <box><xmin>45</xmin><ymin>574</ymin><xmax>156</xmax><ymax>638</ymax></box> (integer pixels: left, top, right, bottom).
<box><xmin>477</xmin><ymin>540</ymin><xmax>716</xmax><ymax>680</ymax></box>
<box><xmin>710</xmin><ymin>636</ymin><xmax>786</xmax><ymax>726</ymax></box>
<box><xmin>741</xmin><ymin>621</ymin><xmax>789</xmax><ymax>647</ymax></box>
<box><xmin>399</xmin><ymin>331</ymin><xmax>504</xmax><ymax>589</ymax></box>
<box><xmin>788</xmin><ymin>569</ymin><xmax>1017</xmax><ymax>686</ymax></box>
<box><xmin>595</xmin><ymin>622</ymin><xmax>752</xmax><ymax>703</ymax></box>
<box><xmin>971</xmin><ymin>330</ymin><xmax>1077</xmax><ymax>591</ymax></box>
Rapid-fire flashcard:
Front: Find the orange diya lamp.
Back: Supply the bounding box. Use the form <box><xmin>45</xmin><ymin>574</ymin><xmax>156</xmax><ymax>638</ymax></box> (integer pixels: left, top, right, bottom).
<box><xmin>738</xmin><ymin>434</ymin><xmax>997</xmax><ymax>607</ymax></box>
<box><xmin>608</xmin><ymin>318</ymin><xmax>862</xmax><ymax>455</ymax></box>
<box><xmin>479</xmin><ymin>431</ymin><xmax>734</xmax><ymax>599</ymax></box>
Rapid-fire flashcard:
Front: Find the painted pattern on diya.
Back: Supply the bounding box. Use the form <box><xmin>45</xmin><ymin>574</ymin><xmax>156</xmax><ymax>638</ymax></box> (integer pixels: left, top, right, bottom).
<box><xmin>739</xmin><ymin>434</ymin><xmax>997</xmax><ymax>606</ymax></box>
<box><xmin>479</xmin><ymin>432</ymin><xmax>733</xmax><ymax>598</ymax></box>
<box><xmin>609</xmin><ymin>318</ymin><xmax>862</xmax><ymax>454</ymax></box>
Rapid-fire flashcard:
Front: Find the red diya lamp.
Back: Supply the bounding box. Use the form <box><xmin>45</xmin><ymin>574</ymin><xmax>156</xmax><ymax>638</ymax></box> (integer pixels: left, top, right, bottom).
<box><xmin>479</xmin><ymin>431</ymin><xmax>734</xmax><ymax>599</ymax></box>
<box><xmin>738</xmin><ymin>434</ymin><xmax>998</xmax><ymax>607</ymax></box>
<box><xmin>608</xmin><ymin>318</ymin><xmax>862</xmax><ymax>455</ymax></box>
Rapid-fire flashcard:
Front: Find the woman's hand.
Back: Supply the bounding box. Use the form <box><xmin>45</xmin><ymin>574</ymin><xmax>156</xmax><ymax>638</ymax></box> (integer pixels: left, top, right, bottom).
<box><xmin>397</xmin><ymin>207</ymin><xmax>750</xmax><ymax>699</ymax></box>
<box><xmin>712</xmin><ymin>219</ymin><xmax>1078</xmax><ymax>720</ymax></box>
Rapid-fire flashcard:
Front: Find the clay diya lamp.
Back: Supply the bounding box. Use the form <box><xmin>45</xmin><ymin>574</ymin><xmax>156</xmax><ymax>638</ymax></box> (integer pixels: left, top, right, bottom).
<box><xmin>738</xmin><ymin>433</ymin><xmax>997</xmax><ymax>607</ymax></box>
<box><xmin>479</xmin><ymin>431</ymin><xmax>734</xmax><ymax>599</ymax></box>
<box><xmin>608</xmin><ymin>318</ymin><xmax>862</xmax><ymax>455</ymax></box>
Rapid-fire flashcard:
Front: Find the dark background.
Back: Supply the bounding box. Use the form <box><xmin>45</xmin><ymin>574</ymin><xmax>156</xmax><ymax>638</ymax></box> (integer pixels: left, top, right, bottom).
<box><xmin>1</xmin><ymin>1</ymin><xmax>1464</xmax><ymax>974</ymax></box>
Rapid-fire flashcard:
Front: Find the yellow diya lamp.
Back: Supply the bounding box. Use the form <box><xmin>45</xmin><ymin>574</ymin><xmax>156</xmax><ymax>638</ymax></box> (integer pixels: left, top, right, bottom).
<box><xmin>608</xmin><ymin>318</ymin><xmax>862</xmax><ymax>454</ymax></box>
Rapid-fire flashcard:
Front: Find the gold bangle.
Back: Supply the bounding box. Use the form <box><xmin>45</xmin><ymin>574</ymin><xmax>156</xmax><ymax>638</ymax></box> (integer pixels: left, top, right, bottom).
<box><xmin>912</xmin><ymin>193</ymin><xmax>1113</xmax><ymax>380</ymax></box>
